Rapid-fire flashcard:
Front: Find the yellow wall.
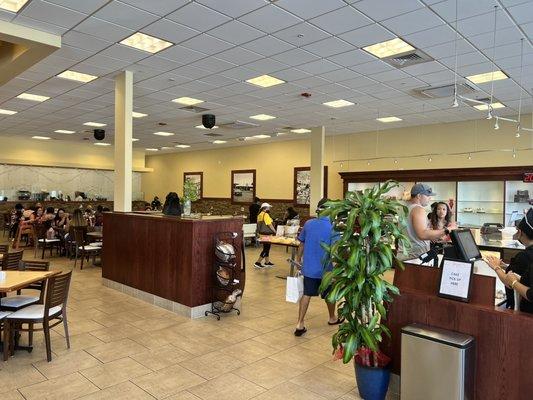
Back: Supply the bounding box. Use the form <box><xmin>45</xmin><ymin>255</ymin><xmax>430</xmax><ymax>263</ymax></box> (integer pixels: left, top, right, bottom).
<box><xmin>142</xmin><ymin>116</ymin><xmax>533</xmax><ymax>201</ymax></box>
<box><xmin>0</xmin><ymin>136</ymin><xmax>148</xmax><ymax>172</ymax></box>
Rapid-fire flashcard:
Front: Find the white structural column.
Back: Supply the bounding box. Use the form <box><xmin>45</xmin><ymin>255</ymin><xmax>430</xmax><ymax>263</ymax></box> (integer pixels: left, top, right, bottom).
<box><xmin>113</xmin><ymin>70</ymin><xmax>133</xmax><ymax>212</ymax></box>
<box><xmin>309</xmin><ymin>126</ymin><xmax>325</xmax><ymax>216</ymax></box>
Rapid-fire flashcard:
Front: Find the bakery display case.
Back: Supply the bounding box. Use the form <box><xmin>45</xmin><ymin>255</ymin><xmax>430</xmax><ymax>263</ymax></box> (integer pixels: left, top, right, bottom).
<box><xmin>505</xmin><ymin>180</ymin><xmax>532</xmax><ymax>226</ymax></box>
<box><xmin>456</xmin><ymin>181</ymin><xmax>504</xmax><ymax>227</ymax></box>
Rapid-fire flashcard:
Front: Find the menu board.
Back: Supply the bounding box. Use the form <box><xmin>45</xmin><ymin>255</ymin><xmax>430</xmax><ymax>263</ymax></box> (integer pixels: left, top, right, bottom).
<box><xmin>438</xmin><ymin>259</ymin><xmax>474</xmax><ymax>302</ymax></box>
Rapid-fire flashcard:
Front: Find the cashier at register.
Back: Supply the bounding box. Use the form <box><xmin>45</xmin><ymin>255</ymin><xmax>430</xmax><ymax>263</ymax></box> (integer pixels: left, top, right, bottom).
<box><xmin>485</xmin><ymin>208</ymin><xmax>533</xmax><ymax>314</ymax></box>
<box><xmin>398</xmin><ymin>183</ymin><xmax>452</xmax><ymax>261</ymax></box>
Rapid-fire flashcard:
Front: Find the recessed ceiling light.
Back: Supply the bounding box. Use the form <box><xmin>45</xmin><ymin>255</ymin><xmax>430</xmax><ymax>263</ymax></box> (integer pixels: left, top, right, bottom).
<box><xmin>120</xmin><ymin>32</ymin><xmax>173</xmax><ymax>54</ymax></box>
<box><xmin>0</xmin><ymin>0</ymin><xmax>29</xmax><ymax>12</ymax></box>
<box><xmin>132</xmin><ymin>138</ymin><xmax>139</xmax><ymax>142</ymax></box>
<box><xmin>253</xmin><ymin>134</ymin><xmax>270</xmax><ymax>139</ymax></box>
<box><xmin>153</xmin><ymin>131</ymin><xmax>174</xmax><ymax>136</ymax></box>
<box><xmin>161</xmin><ymin>146</ymin><xmax>173</xmax><ymax>150</ymax></box>
<box><xmin>323</xmin><ymin>99</ymin><xmax>355</xmax><ymax>108</ymax></box>
<box><xmin>246</xmin><ymin>74</ymin><xmax>285</xmax><ymax>88</ymax></box>
<box><xmin>473</xmin><ymin>102</ymin><xmax>506</xmax><ymax>111</ymax></box>
<box><xmin>213</xmin><ymin>140</ymin><xmax>227</xmax><ymax>144</ymax></box>
<box><xmin>466</xmin><ymin>71</ymin><xmax>508</xmax><ymax>84</ymax></box>
<box><xmin>16</xmin><ymin>93</ymin><xmax>49</xmax><ymax>102</ymax></box>
<box><xmin>54</xmin><ymin>130</ymin><xmax>75</xmax><ymax>134</ymax></box>
<box><xmin>57</xmin><ymin>70</ymin><xmax>97</xmax><ymax>83</ymax></box>
<box><xmin>83</xmin><ymin>122</ymin><xmax>106</xmax><ymax>127</ymax></box>
<box><xmin>249</xmin><ymin>114</ymin><xmax>276</xmax><ymax>121</ymax></box>
<box><xmin>276</xmin><ymin>132</ymin><xmax>287</xmax><ymax>136</ymax></box>
<box><xmin>377</xmin><ymin>116</ymin><xmax>402</xmax><ymax>123</ymax></box>
<box><xmin>132</xmin><ymin>111</ymin><xmax>148</xmax><ymax>118</ymax></box>
<box><xmin>175</xmin><ymin>144</ymin><xmax>191</xmax><ymax>148</ymax></box>
<box><xmin>172</xmin><ymin>97</ymin><xmax>204</xmax><ymax>106</ymax></box>
<box><xmin>94</xmin><ymin>142</ymin><xmax>111</xmax><ymax>146</ymax></box>
<box><xmin>195</xmin><ymin>125</ymin><xmax>218</xmax><ymax>129</ymax></box>
<box><xmin>146</xmin><ymin>148</ymin><xmax>159</xmax><ymax>151</ymax></box>
<box><xmin>32</xmin><ymin>136</ymin><xmax>51</xmax><ymax>140</ymax></box>
<box><xmin>363</xmin><ymin>38</ymin><xmax>415</xmax><ymax>58</ymax></box>
<box><xmin>0</xmin><ymin>108</ymin><xmax>17</xmax><ymax>115</ymax></box>
<box><xmin>291</xmin><ymin>128</ymin><xmax>311</xmax><ymax>134</ymax></box>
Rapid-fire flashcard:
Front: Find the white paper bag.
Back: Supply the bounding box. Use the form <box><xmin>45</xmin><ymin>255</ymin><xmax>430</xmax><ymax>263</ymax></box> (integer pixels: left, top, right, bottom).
<box><xmin>286</xmin><ymin>273</ymin><xmax>304</xmax><ymax>303</ymax></box>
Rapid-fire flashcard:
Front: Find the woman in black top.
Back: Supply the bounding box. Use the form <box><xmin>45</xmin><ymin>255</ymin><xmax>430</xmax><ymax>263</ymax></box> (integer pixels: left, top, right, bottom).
<box><xmin>486</xmin><ymin>208</ymin><xmax>533</xmax><ymax>313</ymax></box>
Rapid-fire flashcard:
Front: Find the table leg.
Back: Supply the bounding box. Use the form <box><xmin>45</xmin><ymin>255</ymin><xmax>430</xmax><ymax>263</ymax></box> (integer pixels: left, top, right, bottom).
<box><xmin>275</xmin><ymin>246</ymin><xmax>297</xmax><ymax>280</ymax></box>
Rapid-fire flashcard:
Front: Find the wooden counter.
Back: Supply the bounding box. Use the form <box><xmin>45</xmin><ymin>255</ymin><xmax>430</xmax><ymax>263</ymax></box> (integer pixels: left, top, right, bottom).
<box><xmin>386</xmin><ymin>263</ymin><xmax>533</xmax><ymax>399</ymax></box>
<box><xmin>102</xmin><ymin>212</ymin><xmax>243</xmax><ymax>316</ymax></box>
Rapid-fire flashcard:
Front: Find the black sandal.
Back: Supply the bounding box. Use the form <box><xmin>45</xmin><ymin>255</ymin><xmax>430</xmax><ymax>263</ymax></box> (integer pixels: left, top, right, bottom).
<box><xmin>328</xmin><ymin>318</ymin><xmax>345</xmax><ymax>326</ymax></box>
<box><xmin>294</xmin><ymin>327</ymin><xmax>307</xmax><ymax>336</ymax></box>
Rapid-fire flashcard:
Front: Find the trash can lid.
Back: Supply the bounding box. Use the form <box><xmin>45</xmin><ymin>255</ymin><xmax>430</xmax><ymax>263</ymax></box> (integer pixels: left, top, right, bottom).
<box><xmin>401</xmin><ymin>323</ymin><xmax>474</xmax><ymax>349</ymax></box>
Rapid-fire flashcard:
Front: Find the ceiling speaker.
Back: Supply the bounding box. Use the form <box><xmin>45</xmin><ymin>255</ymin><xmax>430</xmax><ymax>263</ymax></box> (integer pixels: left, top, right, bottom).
<box><xmin>93</xmin><ymin>129</ymin><xmax>105</xmax><ymax>140</ymax></box>
<box><xmin>202</xmin><ymin>114</ymin><xmax>216</xmax><ymax>129</ymax></box>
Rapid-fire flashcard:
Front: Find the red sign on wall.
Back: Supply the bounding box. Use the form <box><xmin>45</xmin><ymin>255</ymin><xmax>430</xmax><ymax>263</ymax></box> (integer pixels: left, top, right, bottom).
<box><xmin>524</xmin><ymin>173</ymin><xmax>533</xmax><ymax>183</ymax></box>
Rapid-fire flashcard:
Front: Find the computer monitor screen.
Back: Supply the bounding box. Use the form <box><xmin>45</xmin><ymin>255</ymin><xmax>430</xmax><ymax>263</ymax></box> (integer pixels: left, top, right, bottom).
<box><xmin>450</xmin><ymin>229</ymin><xmax>481</xmax><ymax>261</ymax></box>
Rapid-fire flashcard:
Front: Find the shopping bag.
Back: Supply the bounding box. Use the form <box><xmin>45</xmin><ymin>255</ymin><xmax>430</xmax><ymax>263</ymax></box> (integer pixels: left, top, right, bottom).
<box><xmin>286</xmin><ymin>273</ymin><xmax>304</xmax><ymax>303</ymax></box>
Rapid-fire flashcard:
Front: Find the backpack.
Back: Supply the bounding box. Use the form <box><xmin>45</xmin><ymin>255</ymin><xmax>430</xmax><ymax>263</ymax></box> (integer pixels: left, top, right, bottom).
<box><xmin>162</xmin><ymin>192</ymin><xmax>182</xmax><ymax>216</ymax></box>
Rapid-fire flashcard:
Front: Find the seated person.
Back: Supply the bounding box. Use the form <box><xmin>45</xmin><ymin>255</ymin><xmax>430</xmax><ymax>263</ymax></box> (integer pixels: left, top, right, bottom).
<box><xmin>283</xmin><ymin>206</ymin><xmax>299</xmax><ymax>225</ymax></box>
<box><xmin>485</xmin><ymin>208</ymin><xmax>533</xmax><ymax>313</ymax></box>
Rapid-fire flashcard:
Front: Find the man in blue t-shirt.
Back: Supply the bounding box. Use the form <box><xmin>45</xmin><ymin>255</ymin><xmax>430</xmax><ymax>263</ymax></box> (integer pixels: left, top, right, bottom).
<box><xmin>294</xmin><ymin>198</ymin><xmax>341</xmax><ymax>336</ymax></box>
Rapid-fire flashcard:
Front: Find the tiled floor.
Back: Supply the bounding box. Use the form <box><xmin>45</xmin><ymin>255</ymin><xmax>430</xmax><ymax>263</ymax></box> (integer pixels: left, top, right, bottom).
<box><xmin>0</xmin><ymin>241</ymin><xmax>398</xmax><ymax>400</ymax></box>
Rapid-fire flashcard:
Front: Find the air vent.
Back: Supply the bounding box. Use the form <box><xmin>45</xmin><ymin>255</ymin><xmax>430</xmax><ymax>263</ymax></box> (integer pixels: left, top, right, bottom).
<box><xmin>411</xmin><ymin>82</ymin><xmax>477</xmax><ymax>99</ymax></box>
<box><xmin>179</xmin><ymin>105</ymin><xmax>209</xmax><ymax>113</ymax></box>
<box><xmin>204</xmin><ymin>132</ymin><xmax>223</xmax><ymax>137</ymax></box>
<box><xmin>382</xmin><ymin>49</ymin><xmax>433</xmax><ymax>68</ymax></box>
<box><xmin>219</xmin><ymin>120</ymin><xmax>259</xmax><ymax>129</ymax></box>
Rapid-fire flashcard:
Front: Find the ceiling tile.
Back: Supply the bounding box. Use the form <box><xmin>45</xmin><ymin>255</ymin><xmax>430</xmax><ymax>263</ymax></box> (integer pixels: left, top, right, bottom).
<box><xmin>11</xmin><ymin>15</ymin><xmax>68</xmax><ymax>35</ymax></box>
<box><xmin>303</xmin><ymin>37</ymin><xmax>355</xmax><ymax>58</ymax></box>
<box><xmin>74</xmin><ymin>17</ymin><xmax>134</xmax><ymax>42</ymax></box>
<box><xmin>167</xmin><ymin>2</ymin><xmax>232</xmax><ymax>31</ymax></box>
<box><xmin>309</xmin><ymin>6</ymin><xmax>373</xmax><ymax>35</ymax></box>
<box><xmin>431</xmin><ymin>0</ymin><xmax>508</xmax><ymax>23</ymax></box>
<box><xmin>382</xmin><ymin>8</ymin><xmax>445</xmax><ymax>36</ymax></box>
<box><xmin>157</xmin><ymin>45</ymin><xmax>207</xmax><ymax>64</ymax></box>
<box><xmin>93</xmin><ymin>1</ymin><xmax>159</xmax><ymax>30</ymax></box>
<box><xmin>339</xmin><ymin>24</ymin><xmax>396</xmax><ymax>48</ymax></box>
<box><xmin>216</xmin><ymin>47</ymin><xmax>264</xmax><ymax>64</ymax></box>
<box><xmin>273</xmin><ymin>22</ymin><xmax>329</xmax><ymax>46</ymax></box>
<box><xmin>404</xmin><ymin>25</ymin><xmax>457</xmax><ymax>49</ymax></box>
<box><xmin>297</xmin><ymin>59</ymin><xmax>340</xmax><ymax>74</ymax></box>
<box><xmin>141</xmin><ymin>19</ymin><xmax>200</xmax><ymax>44</ymax></box>
<box><xmin>62</xmin><ymin>30</ymin><xmax>114</xmax><ymax>52</ymax></box>
<box><xmin>353</xmin><ymin>0</ymin><xmax>423</xmax><ymax>21</ymax></box>
<box><xmin>100</xmin><ymin>44</ymin><xmax>150</xmax><ymax>63</ymax></box>
<box><xmin>245</xmin><ymin>58</ymin><xmax>289</xmax><ymax>74</ymax></box>
<box><xmin>135</xmin><ymin>56</ymin><xmax>183</xmax><ymax>72</ymax></box>
<box><xmin>272</xmin><ymin>48</ymin><xmax>320</xmax><ymax>66</ymax></box>
<box><xmin>197</xmin><ymin>0</ymin><xmax>268</xmax><ymax>18</ymax></box>
<box><xmin>329</xmin><ymin>49</ymin><xmax>376</xmax><ymax>67</ymax></box>
<box><xmin>120</xmin><ymin>0</ymin><xmax>189</xmax><ymax>15</ymax></box>
<box><xmin>456</xmin><ymin>10</ymin><xmax>515</xmax><ymax>37</ymax></box>
<box><xmin>180</xmin><ymin>34</ymin><xmax>234</xmax><ymax>55</ymax></box>
<box><xmin>241</xmin><ymin>36</ymin><xmax>295</xmax><ymax>56</ymax></box>
<box><xmin>19</xmin><ymin>0</ymin><xmax>86</xmax><ymax>28</ymax></box>
<box><xmin>275</xmin><ymin>0</ymin><xmax>346</xmax><ymax>20</ymax></box>
<box><xmin>351</xmin><ymin>60</ymin><xmax>393</xmax><ymax>75</ymax></box>
<box><xmin>190</xmin><ymin>56</ymin><xmax>237</xmax><ymax>73</ymax></box>
<box><xmin>208</xmin><ymin>20</ymin><xmax>264</xmax><ymax>45</ymax></box>
<box><xmin>239</xmin><ymin>4</ymin><xmax>302</xmax><ymax>33</ymax></box>
<box><xmin>43</xmin><ymin>0</ymin><xmax>109</xmax><ymax>14</ymax></box>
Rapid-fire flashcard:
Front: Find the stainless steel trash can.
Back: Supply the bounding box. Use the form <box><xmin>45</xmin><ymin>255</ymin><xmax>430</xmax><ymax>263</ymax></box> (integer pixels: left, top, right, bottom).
<box><xmin>401</xmin><ymin>323</ymin><xmax>475</xmax><ymax>400</ymax></box>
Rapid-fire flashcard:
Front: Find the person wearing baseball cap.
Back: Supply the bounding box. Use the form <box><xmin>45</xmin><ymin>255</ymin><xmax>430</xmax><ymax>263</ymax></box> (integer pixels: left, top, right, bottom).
<box><xmin>254</xmin><ymin>202</ymin><xmax>276</xmax><ymax>269</ymax></box>
<box><xmin>485</xmin><ymin>208</ymin><xmax>533</xmax><ymax>313</ymax></box>
<box><xmin>398</xmin><ymin>183</ymin><xmax>453</xmax><ymax>261</ymax></box>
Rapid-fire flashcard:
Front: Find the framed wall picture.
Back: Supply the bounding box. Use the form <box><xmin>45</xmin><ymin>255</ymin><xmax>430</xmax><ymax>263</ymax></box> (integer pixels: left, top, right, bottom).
<box><xmin>231</xmin><ymin>169</ymin><xmax>256</xmax><ymax>204</ymax></box>
<box><xmin>293</xmin><ymin>166</ymin><xmax>328</xmax><ymax>206</ymax></box>
<box><xmin>183</xmin><ymin>172</ymin><xmax>203</xmax><ymax>201</ymax></box>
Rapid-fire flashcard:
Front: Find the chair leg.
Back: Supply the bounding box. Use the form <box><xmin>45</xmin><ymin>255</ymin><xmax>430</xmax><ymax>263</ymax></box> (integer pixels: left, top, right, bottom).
<box><xmin>80</xmin><ymin>251</ymin><xmax>84</xmax><ymax>270</ymax></box>
<box><xmin>43</xmin><ymin>322</ymin><xmax>52</xmax><ymax>362</ymax></box>
<box><xmin>62</xmin><ymin>311</ymin><xmax>70</xmax><ymax>349</ymax></box>
<box><xmin>3</xmin><ymin>321</ymin><xmax>9</xmax><ymax>361</ymax></box>
<box><xmin>28</xmin><ymin>322</ymin><xmax>33</xmax><ymax>347</ymax></box>
<box><xmin>42</xmin><ymin>243</ymin><xmax>46</xmax><ymax>259</ymax></box>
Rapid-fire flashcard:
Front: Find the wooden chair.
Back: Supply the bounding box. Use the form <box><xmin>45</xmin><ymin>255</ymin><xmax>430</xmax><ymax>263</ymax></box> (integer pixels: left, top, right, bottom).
<box><xmin>34</xmin><ymin>224</ymin><xmax>61</xmax><ymax>259</ymax></box>
<box><xmin>6</xmin><ymin>271</ymin><xmax>72</xmax><ymax>362</ymax></box>
<box><xmin>13</xmin><ymin>222</ymin><xmax>36</xmax><ymax>249</ymax></box>
<box><xmin>73</xmin><ymin>226</ymin><xmax>100</xmax><ymax>270</ymax></box>
<box><xmin>1</xmin><ymin>249</ymin><xmax>23</xmax><ymax>270</ymax></box>
<box><xmin>1</xmin><ymin>260</ymin><xmax>50</xmax><ymax>312</ymax></box>
<box><xmin>1</xmin><ymin>311</ymin><xmax>13</xmax><ymax>362</ymax></box>
<box><xmin>2</xmin><ymin>213</ymin><xmax>10</xmax><ymax>237</ymax></box>
<box><xmin>0</xmin><ymin>243</ymin><xmax>9</xmax><ymax>257</ymax></box>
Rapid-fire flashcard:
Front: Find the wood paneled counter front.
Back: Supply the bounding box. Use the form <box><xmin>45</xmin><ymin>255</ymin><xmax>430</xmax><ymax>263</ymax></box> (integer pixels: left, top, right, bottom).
<box><xmin>102</xmin><ymin>212</ymin><xmax>243</xmax><ymax>317</ymax></box>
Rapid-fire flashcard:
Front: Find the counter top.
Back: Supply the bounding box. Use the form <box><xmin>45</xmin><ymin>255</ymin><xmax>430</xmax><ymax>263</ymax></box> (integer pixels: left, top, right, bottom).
<box><xmin>112</xmin><ymin>211</ymin><xmax>244</xmax><ymax>223</ymax></box>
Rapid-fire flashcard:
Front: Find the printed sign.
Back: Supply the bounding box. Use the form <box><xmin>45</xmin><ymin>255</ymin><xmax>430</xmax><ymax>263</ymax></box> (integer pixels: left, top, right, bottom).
<box><xmin>438</xmin><ymin>259</ymin><xmax>474</xmax><ymax>302</ymax></box>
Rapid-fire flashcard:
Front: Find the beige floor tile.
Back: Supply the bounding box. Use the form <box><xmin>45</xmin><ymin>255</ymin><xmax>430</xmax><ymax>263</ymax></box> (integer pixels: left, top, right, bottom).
<box><xmin>0</xmin><ymin>390</ymin><xmax>25</xmax><ymax>400</ymax></box>
<box><xmin>77</xmin><ymin>381</ymin><xmax>154</xmax><ymax>400</ymax></box>
<box><xmin>164</xmin><ymin>391</ymin><xmax>202</xmax><ymax>400</ymax></box>
<box><xmin>52</xmin><ymin>319</ymin><xmax>105</xmax><ymax>337</ymax></box>
<box><xmin>268</xmin><ymin>344</ymin><xmax>332</xmax><ymax>372</ymax></box>
<box><xmin>80</xmin><ymin>357</ymin><xmax>151</xmax><ymax>389</ymax></box>
<box><xmin>205</xmin><ymin>324</ymin><xmax>262</xmax><ymax>342</ymax></box>
<box><xmin>252</xmin><ymin>381</ymin><xmax>328</xmax><ymax>400</ymax></box>
<box><xmin>179</xmin><ymin>350</ymin><xmax>246</xmax><ymax>379</ymax></box>
<box><xmin>85</xmin><ymin>338</ymin><xmax>148</xmax><ymax>363</ymax></box>
<box><xmin>339</xmin><ymin>389</ymin><xmax>399</xmax><ymax>400</ymax></box>
<box><xmin>321</xmin><ymin>358</ymin><xmax>356</xmax><ymax>377</ymax></box>
<box><xmin>235</xmin><ymin>316</ymin><xmax>289</xmax><ymax>333</ymax></box>
<box><xmin>130</xmin><ymin>317</ymin><xmax>186</xmax><ymax>332</ymax></box>
<box><xmin>234</xmin><ymin>357</ymin><xmax>303</xmax><ymax>389</ymax></box>
<box><xmin>18</xmin><ymin>372</ymin><xmax>99</xmax><ymax>400</ymax></box>
<box><xmin>188</xmin><ymin>372</ymin><xmax>265</xmax><ymax>400</ymax></box>
<box><xmin>253</xmin><ymin>328</ymin><xmax>309</xmax><ymax>351</ymax></box>
<box><xmin>290</xmin><ymin>364</ymin><xmax>356</xmax><ymax>399</ymax></box>
<box><xmin>0</xmin><ymin>364</ymin><xmax>47</xmax><ymax>392</ymax></box>
<box><xmin>130</xmin><ymin>344</ymin><xmax>194</xmax><ymax>370</ymax></box>
<box><xmin>172</xmin><ymin>335</ymin><xmax>231</xmax><ymax>356</ymax></box>
<box><xmin>220</xmin><ymin>339</ymin><xmax>280</xmax><ymax>364</ymax></box>
<box><xmin>50</xmin><ymin>332</ymin><xmax>105</xmax><ymax>356</ymax></box>
<box><xmin>33</xmin><ymin>350</ymin><xmax>102</xmax><ymax>379</ymax></box>
<box><xmin>132</xmin><ymin>364</ymin><xmax>206</xmax><ymax>399</ymax></box>
<box><xmin>89</xmin><ymin>323</ymin><xmax>145</xmax><ymax>343</ymax></box>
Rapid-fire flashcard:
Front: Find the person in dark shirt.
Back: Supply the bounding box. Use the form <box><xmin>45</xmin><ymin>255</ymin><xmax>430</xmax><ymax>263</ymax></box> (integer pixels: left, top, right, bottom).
<box><xmin>486</xmin><ymin>208</ymin><xmax>533</xmax><ymax>314</ymax></box>
<box><xmin>249</xmin><ymin>197</ymin><xmax>261</xmax><ymax>223</ymax></box>
<box><xmin>151</xmin><ymin>196</ymin><xmax>162</xmax><ymax>210</ymax></box>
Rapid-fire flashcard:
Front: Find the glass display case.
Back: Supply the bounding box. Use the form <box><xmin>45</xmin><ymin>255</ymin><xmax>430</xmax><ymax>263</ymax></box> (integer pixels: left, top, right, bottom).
<box><xmin>457</xmin><ymin>181</ymin><xmax>504</xmax><ymax>227</ymax></box>
<box><xmin>347</xmin><ymin>182</ymin><xmax>378</xmax><ymax>193</ymax></box>
<box><xmin>505</xmin><ymin>181</ymin><xmax>532</xmax><ymax>226</ymax></box>
<box><xmin>418</xmin><ymin>181</ymin><xmax>457</xmax><ymax>218</ymax></box>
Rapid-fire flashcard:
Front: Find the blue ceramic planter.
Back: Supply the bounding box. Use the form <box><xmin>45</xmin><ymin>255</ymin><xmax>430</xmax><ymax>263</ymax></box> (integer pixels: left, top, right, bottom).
<box><xmin>355</xmin><ymin>363</ymin><xmax>390</xmax><ymax>400</ymax></box>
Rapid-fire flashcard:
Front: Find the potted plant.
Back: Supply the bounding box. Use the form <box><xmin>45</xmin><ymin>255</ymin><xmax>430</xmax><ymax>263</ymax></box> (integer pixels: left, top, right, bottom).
<box><xmin>182</xmin><ymin>178</ymin><xmax>200</xmax><ymax>216</ymax></box>
<box><xmin>319</xmin><ymin>180</ymin><xmax>409</xmax><ymax>400</ymax></box>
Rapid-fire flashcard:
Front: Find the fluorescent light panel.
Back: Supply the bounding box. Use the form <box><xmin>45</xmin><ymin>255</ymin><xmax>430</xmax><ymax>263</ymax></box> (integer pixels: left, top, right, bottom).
<box><xmin>363</xmin><ymin>38</ymin><xmax>415</xmax><ymax>58</ymax></box>
<box><xmin>146</xmin><ymin>148</ymin><xmax>159</xmax><ymax>151</ymax></box>
<box><xmin>0</xmin><ymin>0</ymin><xmax>29</xmax><ymax>12</ymax></box>
<box><xmin>172</xmin><ymin>97</ymin><xmax>203</xmax><ymax>106</ymax></box>
<box><xmin>466</xmin><ymin>71</ymin><xmax>508</xmax><ymax>84</ymax></box>
<box><xmin>246</xmin><ymin>74</ymin><xmax>285</xmax><ymax>88</ymax></box>
<box><xmin>132</xmin><ymin>111</ymin><xmax>147</xmax><ymax>118</ymax></box>
<box><xmin>120</xmin><ymin>32</ymin><xmax>173</xmax><ymax>54</ymax></box>
<box><xmin>132</xmin><ymin>138</ymin><xmax>139</xmax><ymax>142</ymax></box>
<box><xmin>473</xmin><ymin>102</ymin><xmax>505</xmax><ymax>111</ymax></box>
<box><xmin>94</xmin><ymin>142</ymin><xmax>111</xmax><ymax>146</ymax></box>
<box><xmin>175</xmin><ymin>144</ymin><xmax>191</xmax><ymax>148</ymax></box>
<box><xmin>153</xmin><ymin>131</ymin><xmax>174</xmax><ymax>136</ymax></box>
<box><xmin>323</xmin><ymin>99</ymin><xmax>355</xmax><ymax>108</ymax></box>
<box><xmin>195</xmin><ymin>125</ymin><xmax>218</xmax><ymax>129</ymax></box>
<box><xmin>54</xmin><ymin>130</ymin><xmax>75</xmax><ymax>134</ymax></box>
<box><xmin>83</xmin><ymin>122</ymin><xmax>106</xmax><ymax>127</ymax></box>
<box><xmin>213</xmin><ymin>140</ymin><xmax>227</xmax><ymax>144</ymax></box>
<box><xmin>0</xmin><ymin>108</ymin><xmax>17</xmax><ymax>115</ymax></box>
<box><xmin>16</xmin><ymin>93</ymin><xmax>49</xmax><ymax>102</ymax></box>
<box><xmin>32</xmin><ymin>136</ymin><xmax>51</xmax><ymax>140</ymax></box>
<box><xmin>291</xmin><ymin>128</ymin><xmax>311</xmax><ymax>134</ymax></box>
<box><xmin>249</xmin><ymin>114</ymin><xmax>276</xmax><ymax>121</ymax></box>
<box><xmin>377</xmin><ymin>116</ymin><xmax>402</xmax><ymax>123</ymax></box>
<box><xmin>57</xmin><ymin>70</ymin><xmax>97</xmax><ymax>83</ymax></box>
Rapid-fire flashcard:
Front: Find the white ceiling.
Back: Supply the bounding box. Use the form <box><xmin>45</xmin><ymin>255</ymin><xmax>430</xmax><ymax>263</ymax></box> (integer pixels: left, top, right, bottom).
<box><xmin>0</xmin><ymin>0</ymin><xmax>532</xmax><ymax>153</ymax></box>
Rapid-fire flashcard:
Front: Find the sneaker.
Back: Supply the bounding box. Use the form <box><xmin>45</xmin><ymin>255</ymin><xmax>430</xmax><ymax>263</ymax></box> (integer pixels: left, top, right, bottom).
<box><xmin>264</xmin><ymin>262</ymin><xmax>275</xmax><ymax>267</ymax></box>
<box><xmin>254</xmin><ymin>262</ymin><xmax>264</xmax><ymax>269</ymax></box>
